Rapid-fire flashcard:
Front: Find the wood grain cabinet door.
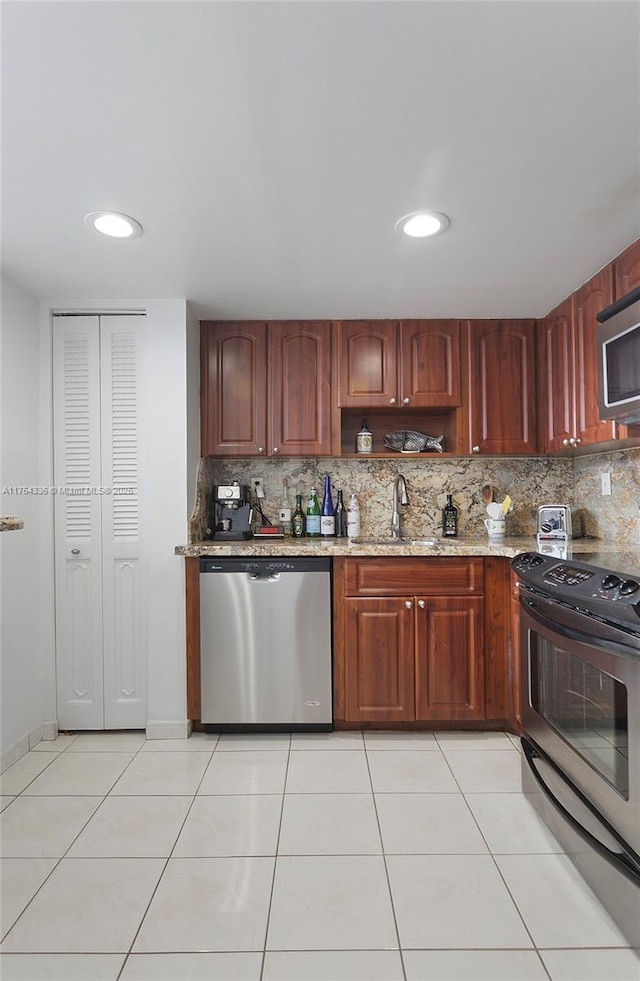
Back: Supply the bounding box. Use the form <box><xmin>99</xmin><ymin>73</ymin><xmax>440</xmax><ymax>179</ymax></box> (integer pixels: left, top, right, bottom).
<box><xmin>414</xmin><ymin>597</ymin><xmax>485</xmax><ymax>721</ymax></box>
<box><xmin>467</xmin><ymin>320</ymin><xmax>537</xmax><ymax>454</ymax></box>
<box><xmin>269</xmin><ymin>321</ymin><xmax>331</xmax><ymax>455</ymax></box>
<box><xmin>613</xmin><ymin>239</ymin><xmax>640</xmax><ymax>297</ymax></box>
<box><xmin>398</xmin><ymin>320</ymin><xmax>462</xmax><ymax>407</ymax></box>
<box><xmin>201</xmin><ymin>322</ymin><xmax>267</xmax><ymax>456</ymax></box>
<box><xmin>539</xmin><ymin>297</ymin><xmax>577</xmax><ymax>452</ymax></box>
<box><xmin>336</xmin><ymin>321</ymin><xmax>398</xmax><ymax>407</ymax></box>
<box><xmin>575</xmin><ymin>267</ymin><xmax>616</xmax><ymax>446</ymax></box>
<box><xmin>343</xmin><ymin>598</ymin><xmax>415</xmax><ymax>722</ymax></box>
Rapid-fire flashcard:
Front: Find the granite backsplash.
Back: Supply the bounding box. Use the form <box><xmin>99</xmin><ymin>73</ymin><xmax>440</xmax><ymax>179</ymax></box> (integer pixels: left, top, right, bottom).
<box><xmin>188</xmin><ymin>448</ymin><xmax>638</xmax><ymax>546</ymax></box>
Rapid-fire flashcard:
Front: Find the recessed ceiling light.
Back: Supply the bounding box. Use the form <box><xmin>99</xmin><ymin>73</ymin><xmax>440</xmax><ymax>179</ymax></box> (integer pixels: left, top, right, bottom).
<box><xmin>85</xmin><ymin>211</ymin><xmax>143</xmax><ymax>239</ymax></box>
<box><xmin>395</xmin><ymin>211</ymin><xmax>450</xmax><ymax>238</ymax></box>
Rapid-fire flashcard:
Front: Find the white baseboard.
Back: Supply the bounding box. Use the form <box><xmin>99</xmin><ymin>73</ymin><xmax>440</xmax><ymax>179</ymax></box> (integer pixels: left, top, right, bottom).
<box><xmin>1</xmin><ymin>723</ymin><xmax>49</xmax><ymax>773</ymax></box>
<box><xmin>145</xmin><ymin>720</ymin><xmax>193</xmax><ymax>740</ymax></box>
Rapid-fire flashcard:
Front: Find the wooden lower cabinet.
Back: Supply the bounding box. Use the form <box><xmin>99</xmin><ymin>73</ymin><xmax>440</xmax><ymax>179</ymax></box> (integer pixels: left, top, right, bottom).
<box><xmin>335</xmin><ymin>557</ymin><xmax>497</xmax><ymax>725</ymax></box>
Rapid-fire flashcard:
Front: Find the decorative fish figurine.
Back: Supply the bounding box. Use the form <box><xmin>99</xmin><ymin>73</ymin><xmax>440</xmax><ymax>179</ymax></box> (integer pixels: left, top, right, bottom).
<box><xmin>384</xmin><ymin>431</ymin><xmax>444</xmax><ymax>453</ymax></box>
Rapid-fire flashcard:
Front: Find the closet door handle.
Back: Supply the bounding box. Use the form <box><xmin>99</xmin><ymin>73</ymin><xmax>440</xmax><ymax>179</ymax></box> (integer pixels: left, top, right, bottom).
<box><xmin>70</xmin><ymin>548</ymin><xmax>80</xmax><ymax>555</ymax></box>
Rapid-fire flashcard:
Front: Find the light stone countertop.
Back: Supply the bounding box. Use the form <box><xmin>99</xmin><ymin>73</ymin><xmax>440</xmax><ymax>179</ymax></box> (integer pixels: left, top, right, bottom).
<box><xmin>175</xmin><ymin>536</ymin><xmax>614</xmax><ymax>560</ymax></box>
<box><xmin>0</xmin><ymin>516</ymin><xmax>24</xmax><ymax>531</ymax></box>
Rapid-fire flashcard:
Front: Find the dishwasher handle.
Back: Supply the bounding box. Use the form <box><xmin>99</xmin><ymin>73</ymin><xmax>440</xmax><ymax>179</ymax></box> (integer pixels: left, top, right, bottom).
<box><xmin>247</xmin><ymin>572</ymin><xmax>281</xmax><ymax>582</ymax></box>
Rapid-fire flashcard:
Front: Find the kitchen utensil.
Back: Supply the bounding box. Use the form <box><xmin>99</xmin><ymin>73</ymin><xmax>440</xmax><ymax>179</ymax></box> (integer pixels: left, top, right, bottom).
<box><xmin>481</xmin><ymin>485</ymin><xmax>493</xmax><ymax>505</ymax></box>
<box><xmin>501</xmin><ymin>494</ymin><xmax>512</xmax><ymax>515</ymax></box>
<box><xmin>486</xmin><ymin>502</ymin><xmax>503</xmax><ymax>519</ymax></box>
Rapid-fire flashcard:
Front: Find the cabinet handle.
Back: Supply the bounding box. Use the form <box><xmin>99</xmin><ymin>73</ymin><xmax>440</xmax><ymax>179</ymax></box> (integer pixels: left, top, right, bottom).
<box><xmin>405</xmin><ymin>600</ymin><xmax>413</xmax><ymax>609</ymax></box>
<box><xmin>389</xmin><ymin>398</ymin><xmax>397</xmax><ymax>405</ymax></box>
<box><xmin>272</xmin><ymin>447</ymin><xmax>280</xmax><ymax>454</ymax></box>
<box><xmin>258</xmin><ymin>446</ymin><xmax>265</xmax><ymax>454</ymax></box>
<box><xmin>402</xmin><ymin>397</ymin><xmax>410</xmax><ymax>405</ymax></box>
<box><xmin>70</xmin><ymin>548</ymin><xmax>80</xmax><ymax>555</ymax></box>
<box><xmin>417</xmin><ymin>599</ymin><xmax>426</xmax><ymax>609</ymax></box>
<box><xmin>472</xmin><ymin>445</ymin><xmax>480</xmax><ymax>454</ymax></box>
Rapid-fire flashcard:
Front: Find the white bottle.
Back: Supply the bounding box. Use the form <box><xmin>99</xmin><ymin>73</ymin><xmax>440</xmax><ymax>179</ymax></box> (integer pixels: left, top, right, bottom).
<box><xmin>347</xmin><ymin>493</ymin><xmax>360</xmax><ymax>539</ymax></box>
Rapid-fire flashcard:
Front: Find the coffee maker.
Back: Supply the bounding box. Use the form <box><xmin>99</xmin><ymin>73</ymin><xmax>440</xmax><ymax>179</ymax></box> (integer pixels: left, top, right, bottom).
<box><xmin>208</xmin><ymin>483</ymin><xmax>253</xmax><ymax>540</ymax></box>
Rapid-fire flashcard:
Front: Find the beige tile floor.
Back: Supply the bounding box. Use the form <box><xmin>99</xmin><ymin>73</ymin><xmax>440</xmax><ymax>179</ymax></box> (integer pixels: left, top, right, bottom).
<box><xmin>0</xmin><ymin>730</ymin><xmax>638</xmax><ymax>981</ymax></box>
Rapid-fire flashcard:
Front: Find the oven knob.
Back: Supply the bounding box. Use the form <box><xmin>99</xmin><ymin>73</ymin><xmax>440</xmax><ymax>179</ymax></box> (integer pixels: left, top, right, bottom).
<box><xmin>601</xmin><ymin>574</ymin><xmax>622</xmax><ymax>590</ymax></box>
<box><xmin>618</xmin><ymin>579</ymin><xmax>640</xmax><ymax>596</ymax></box>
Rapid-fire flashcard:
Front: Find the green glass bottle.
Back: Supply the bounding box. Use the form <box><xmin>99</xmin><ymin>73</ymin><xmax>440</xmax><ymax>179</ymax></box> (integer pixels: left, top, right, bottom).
<box><xmin>292</xmin><ymin>493</ymin><xmax>306</xmax><ymax>538</ymax></box>
<box><xmin>306</xmin><ymin>486</ymin><xmax>321</xmax><ymax>537</ymax></box>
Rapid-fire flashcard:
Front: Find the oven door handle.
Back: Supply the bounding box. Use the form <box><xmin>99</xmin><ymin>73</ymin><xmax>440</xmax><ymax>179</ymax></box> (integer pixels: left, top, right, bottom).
<box><xmin>522</xmin><ymin>738</ymin><xmax>640</xmax><ymax>884</ymax></box>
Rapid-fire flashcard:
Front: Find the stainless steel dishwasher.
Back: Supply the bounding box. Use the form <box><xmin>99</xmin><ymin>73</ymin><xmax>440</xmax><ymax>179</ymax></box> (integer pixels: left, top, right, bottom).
<box><xmin>199</xmin><ymin>556</ymin><xmax>332</xmax><ymax>730</ymax></box>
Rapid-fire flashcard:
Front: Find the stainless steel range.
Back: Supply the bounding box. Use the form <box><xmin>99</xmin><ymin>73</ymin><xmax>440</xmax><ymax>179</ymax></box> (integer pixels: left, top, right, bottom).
<box><xmin>512</xmin><ymin>550</ymin><xmax>640</xmax><ymax>949</ymax></box>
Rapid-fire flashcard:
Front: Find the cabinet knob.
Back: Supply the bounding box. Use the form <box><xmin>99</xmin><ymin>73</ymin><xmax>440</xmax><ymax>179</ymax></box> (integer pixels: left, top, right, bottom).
<box><xmin>574</xmin><ymin>437</ymin><xmax>581</xmax><ymax>445</ymax></box>
<box><xmin>389</xmin><ymin>398</ymin><xmax>397</xmax><ymax>405</ymax></box>
<box><xmin>404</xmin><ymin>600</ymin><xmax>413</xmax><ymax>609</ymax></box>
<box><xmin>417</xmin><ymin>599</ymin><xmax>426</xmax><ymax>609</ymax></box>
<box><xmin>562</xmin><ymin>438</ymin><xmax>570</xmax><ymax>447</ymax></box>
<box><xmin>272</xmin><ymin>447</ymin><xmax>280</xmax><ymax>454</ymax></box>
<box><xmin>402</xmin><ymin>397</ymin><xmax>410</xmax><ymax>405</ymax></box>
<box><xmin>258</xmin><ymin>446</ymin><xmax>265</xmax><ymax>454</ymax></box>
<box><xmin>472</xmin><ymin>445</ymin><xmax>480</xmax><ymax>454</ymax></box>
<box><xmin>70</xmin><ymin>548</ymin><xmax>80</xmax><ymax>555</ymax></box>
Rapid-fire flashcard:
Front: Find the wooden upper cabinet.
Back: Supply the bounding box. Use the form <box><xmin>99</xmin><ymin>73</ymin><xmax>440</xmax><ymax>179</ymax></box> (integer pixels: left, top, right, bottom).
<box><xmin>399</xmin><ymin>320</ymin><xmax>461</xmax><ymax>407</ymax></box>
<box><xmin>539</xmin><ymin>296</ymin><xmax>577</xmax><ymax>452</ymax></box>
<box><xmin>574</xmin><ymin>266</ymin><xmax>616</xmax><ymax>446</ymax></box>
<box><xmin>269</xmin><ymin>321</ymin><xmax>332</xmax><ymax>455</ymax></box>
<box><xmin>336</xmin><ymin>321</ymin><xmax>397</xmax><ymax>406</ymax></box>
<box><xmin>466</xmin><ymin>320</ymin><xmax>538</xmax><ymax>454</ymax></box>
<box><xmin>613</xmin><ymin>239</ymin><xmax>640</xmax><ymax>297</ymax></box>
<box><xmin>336</xmin><ymin>320</ymin><xmax>461</xmax><ymax>408</ymax></box>
<box><xmin>201</xmin><ymin>321</ymin><xmax>267</xmax><ymax>456</ymax></box>
<box><xmin>201</xmin><ymin>321</ymin><xmax>331</xmax><ymax>456</ymax></box>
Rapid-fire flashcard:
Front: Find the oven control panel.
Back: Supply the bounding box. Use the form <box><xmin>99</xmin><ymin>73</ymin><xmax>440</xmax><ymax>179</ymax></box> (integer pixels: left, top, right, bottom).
<box><xmin>543</xmin><ymin>564</ymin><xmax>594</xmax><ymax>587</ymax></box>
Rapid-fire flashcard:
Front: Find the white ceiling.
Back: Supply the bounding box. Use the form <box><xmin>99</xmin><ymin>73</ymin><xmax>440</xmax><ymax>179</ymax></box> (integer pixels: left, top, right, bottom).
<box><xmin>2</xmin><ymin>1</ymin><xmax>639</xmax><ymax>320</ymax></box>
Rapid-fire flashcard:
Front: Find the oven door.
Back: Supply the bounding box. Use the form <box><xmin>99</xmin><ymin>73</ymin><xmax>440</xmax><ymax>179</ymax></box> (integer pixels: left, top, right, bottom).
<box><xmin>518</xmin><ymin>586</ymin><xmax>640</xmax><ymax>853</ymax></box>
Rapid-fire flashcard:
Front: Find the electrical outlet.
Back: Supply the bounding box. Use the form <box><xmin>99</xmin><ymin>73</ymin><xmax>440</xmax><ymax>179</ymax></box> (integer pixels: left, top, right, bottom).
<box><xmin>252</xmin><ymin>478</ymin><xmax>265</xmax><ymax>499</ymax></box>
<box><xmin>600</xmin><ymin>472</ymin><xmax>612</xmax><ymax>496</ymax></box>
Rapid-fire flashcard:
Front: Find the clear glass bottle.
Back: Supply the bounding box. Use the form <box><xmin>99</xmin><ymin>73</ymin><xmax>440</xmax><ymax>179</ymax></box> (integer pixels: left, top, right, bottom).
<box><xmin>347</xmin><ymin>493</ymin><xmax>360</xmax><ymax>539</ymax></box>
<box><xmin>306</xmin><ymin>486</ymin><xmax>321</xmax><ymax>538</ymax></box>
<box><xmin>334</xmin><ymin>485</ymin><xmax>347</xmax><ymax>538</ymax></box>
<box><xmin>292</xmin><ymin>493</ymin><xmax>306</xmax><ymax>538</ymax></box>
<box><xmin>356</xmin><ymin>419</ymin><xmax>373</xmax><ymax>454</ymax></box>
<box><xmin>320</xmin><ymin>473</ymin><xmax>335</xmax><ymax>537</ymax></box>
<box><xmin>442</xmin><ymin>493</ymin><xmax>459</xmax><ymax>538</ymax></box>
<box><xmin>278</xmin><ymin>478</ymin><xmax>292</xmax><ymax>536</ymax></box>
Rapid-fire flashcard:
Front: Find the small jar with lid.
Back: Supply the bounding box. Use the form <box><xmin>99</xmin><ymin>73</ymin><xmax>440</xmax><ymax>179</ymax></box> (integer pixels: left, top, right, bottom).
<box><xmin>356</xmin><ymin>419</ymin><xmax>373</xmax><ymax>454</ymax></box>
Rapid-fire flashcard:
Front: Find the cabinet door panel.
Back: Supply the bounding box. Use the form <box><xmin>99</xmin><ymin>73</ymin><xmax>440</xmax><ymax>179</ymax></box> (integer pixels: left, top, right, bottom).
<box><xmin>344</xmin><ymin>598</ymin><xmax>415</xmax><ymax>721</ymax></box>
<box><xmin>539</xmin><ymin>298</ymin><xmax>576</xmax><ymax>452</ymax></box>
<box><xmin>415</xmin><ymin>597</ymin><xmax>485</xmax><ymax>721</ymax></box>
<box><xmin>613</xmin><ymin>239</ymin><xmax>640</xmax><ymax>297</ymax></box>
<box><xmin>399</xmin><ymin>320</ymin><xmax>461</xmax><ymax>407</ymax></box>
<box><xmin>201</xmin><ymin>322</ymin><xmax>267</xmax><ymax>455</ymax></box>
<box><xmin>575</xmin><ymin>268</ymin><xmax>616</xmax><ymax>445</ymax></box>
<box><xmin>468</xmin><ymin>320</ymin><xmax>537</xmax><ymax>454</ymax></box>
<box><xmin>344</xmin><ymin>558</ymin><xmax>484</xmax><ymax>597</ymax></box>
<box><xmin>270</xmin><ymin>322</ymin><xmax>331</xmax><ymax>455</ymax></box>
<box><xmin>337</xmin><ymin>321</ymin><xmax>398</xmax><ymax>406</ymax></box>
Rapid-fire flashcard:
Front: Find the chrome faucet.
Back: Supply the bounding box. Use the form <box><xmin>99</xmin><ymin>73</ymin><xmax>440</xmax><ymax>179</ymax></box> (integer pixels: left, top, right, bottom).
<box><xmin>390</xmin><ymin>474</ymin><xmax>409</xmax><ymax>539</ymax></box>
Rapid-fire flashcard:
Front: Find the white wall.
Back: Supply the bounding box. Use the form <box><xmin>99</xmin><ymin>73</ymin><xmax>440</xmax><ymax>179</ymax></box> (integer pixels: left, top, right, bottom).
<box><xmin>1</xmin><ymin>276</ymin><xmax>48</xmax><ymax>767</ymax></box>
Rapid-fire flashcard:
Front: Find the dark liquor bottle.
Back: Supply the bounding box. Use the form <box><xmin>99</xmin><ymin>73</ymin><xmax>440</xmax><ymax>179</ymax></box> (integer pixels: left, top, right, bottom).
<box><xmin>306</xmin><ymin>486</ymin><xmax>321</xmax><ymax>538</ymax></box>
<box><xmin>442</xmin><ymin>493</ymin><xmax>459</xmax><ymax>538</ymax></box>
<box><xmin>334</xmin><ymin>486</ymin><xmax>347</xmax><ymax>538</ymax></box>
<box><xmin>320</xmin><ymin>473</ymin><xmax>335</xmax><ymax>537</ymax></box>
<box><xmin>292</xmin><ymin>493</ymin><xmax>306</xmax><ymax>538</ymax></box>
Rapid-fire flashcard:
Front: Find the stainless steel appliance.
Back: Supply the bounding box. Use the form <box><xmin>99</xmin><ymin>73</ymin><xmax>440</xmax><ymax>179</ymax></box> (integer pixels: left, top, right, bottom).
<box><xmin>199</xmin><ymin>556</ymin><xmax>332</xmax><ymax>730</ymax></box>
<box><xmin>512</xmin><ymin>550</ymin><xmax>640</xmax><ymax>948</ymax></box>
<box><xmin>596</xmin><ymin>286</ymin><xmax>640</xmax><ymax>425</ymax></box>
<box><xmin>208</xmin><ymin>483</ymin><xmax>253</xmax><ymax>541</ymax></box>
<box><xmin>536</xmin><ymin>504</ymin><xmax>579</xmax><ymax>539</ymax></box>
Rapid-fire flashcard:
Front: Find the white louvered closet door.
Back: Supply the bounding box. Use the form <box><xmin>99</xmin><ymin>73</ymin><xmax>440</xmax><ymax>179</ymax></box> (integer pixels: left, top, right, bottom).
<box><xmin>53</xmin><ymin>314</ymin><xmax>146</xmax><ymax>730</ymax></box>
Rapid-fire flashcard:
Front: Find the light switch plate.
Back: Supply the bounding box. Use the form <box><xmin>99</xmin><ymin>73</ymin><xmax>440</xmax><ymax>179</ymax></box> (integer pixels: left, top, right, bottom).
<box><xmin>600</xmin><ymin>472</ymin><xmax>612</xmax><ymax>496</ymax></box>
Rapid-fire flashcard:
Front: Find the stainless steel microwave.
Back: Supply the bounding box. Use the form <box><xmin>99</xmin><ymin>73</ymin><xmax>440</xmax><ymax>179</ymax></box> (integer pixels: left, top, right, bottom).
<box><xmin>596</xmin><ymin>286</ymin><xmax>640</xmax><ymax>424</ymax></box>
